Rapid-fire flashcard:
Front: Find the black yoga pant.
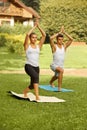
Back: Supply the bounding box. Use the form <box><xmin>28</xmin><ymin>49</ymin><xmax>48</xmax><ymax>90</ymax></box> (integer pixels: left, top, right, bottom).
<box><xmin>25</xmin><ymin>64</ymin><xmax>40</xmax><ymax>89</ymax></box>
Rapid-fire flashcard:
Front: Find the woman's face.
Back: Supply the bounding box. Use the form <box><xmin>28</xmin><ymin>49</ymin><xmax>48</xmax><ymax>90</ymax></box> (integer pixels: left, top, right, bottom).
<box><xmin>30</xmin><ymin>34</ymin><xmax>37</xmax><ymax>44</ymax></box>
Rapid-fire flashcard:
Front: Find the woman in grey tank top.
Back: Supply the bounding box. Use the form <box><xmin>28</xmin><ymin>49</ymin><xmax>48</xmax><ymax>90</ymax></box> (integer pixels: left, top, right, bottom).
<box><xmin>50</xmin><ymin>26</ymin><xmax>73</xmax><ymax>91</ymax></box>
<box><xmin>23</xmin><ymin>19</ymin><xmax>46</xmax><ymax>101</ymax></box>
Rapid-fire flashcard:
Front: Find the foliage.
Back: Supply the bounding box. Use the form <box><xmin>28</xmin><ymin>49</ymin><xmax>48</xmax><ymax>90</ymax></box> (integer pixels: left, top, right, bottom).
<box><xmin>6</xmin><ymin>39</ymin><xmax>24</xmax><ymax>54</ymax></box>
<box><xmin>21</xmin><ymin>0</ymin><xmax>40</xmax><ymax>12</ymax></box>
<box><xmin>0</xmin><ymin>23</ymin><xmax>46</xmax><ymax>54</ymax></box>
<box><xmin>0</xmin><ymin>23</ymin><xmax>31</xmax><ymax>35</ymax></box>
<box><xmin>0</xmin><ymin>22</ymin><xmax>46</xmax><ymax>54</ymax></box>
<box><xmin>0</xmin><ymin>33</ymin><xmax>24</xmax><ymax>54</ymax></box>
<box><xmin>0</xmin><ymin>34</ymin><xmax>7</xmax><ymax>47</ymax></box>
<box><xmin>40</xmin><ymin>0</ymin><xmax>87</xmax><ymax>42</ymax></box>
<box><xmin>0</xmin><ymin>24</ymin><xmax>31</xmax><ymax>54</ymax></box>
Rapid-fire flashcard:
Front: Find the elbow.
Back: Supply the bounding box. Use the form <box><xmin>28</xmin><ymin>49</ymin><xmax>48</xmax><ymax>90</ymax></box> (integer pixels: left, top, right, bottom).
<box><xmin>42</xmin><ymin>33</ymin><xmax>46</xmax><ymax>38</ymax></box>
<box><xmin>50</xmin><ymin>36</ymin><xmax>52</xmax><ymax>40</ymax></box>
<box><xmin>44</xmin><ymin>33</ymin><xmax>46</xmax><ymax>38</ymax></box>
<box><xmin>70</xmin><ymin>37</ymin><xmax>73</xmax><ymax>42</ymax></box>
<box><xmin>71</xmin><ymin>38</ymin><xmax>73</xmax><ymax>42</ymax></box>
<box><xmin>50</xmin><ymin>36</ymin><xmax>53</xmax><ymax>41</ymax></box>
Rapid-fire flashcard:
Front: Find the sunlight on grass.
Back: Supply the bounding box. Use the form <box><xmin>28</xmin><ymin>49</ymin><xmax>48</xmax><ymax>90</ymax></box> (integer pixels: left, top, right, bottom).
<box><xmin>65</xmin><ymin>45</ymin><xmax>87</xmax><ymax>68</ymax></box>
<box><xmin>0</xmin><ymin>74</ymin><xmax>87</xmax><ymax>130</ymax></box>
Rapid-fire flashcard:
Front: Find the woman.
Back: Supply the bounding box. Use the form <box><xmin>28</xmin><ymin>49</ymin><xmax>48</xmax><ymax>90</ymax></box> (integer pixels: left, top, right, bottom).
<box><xmin>23</xmin><ymin>20</ymin><xmax>46</xmax><ymax>101</ymax></box>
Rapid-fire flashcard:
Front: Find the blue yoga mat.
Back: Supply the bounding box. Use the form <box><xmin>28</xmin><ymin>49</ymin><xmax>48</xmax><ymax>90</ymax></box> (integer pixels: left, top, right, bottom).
<box><xmin>39</xmin><ymin>85</ymin><xmax>74</xmax><ymax>92</ymax></box>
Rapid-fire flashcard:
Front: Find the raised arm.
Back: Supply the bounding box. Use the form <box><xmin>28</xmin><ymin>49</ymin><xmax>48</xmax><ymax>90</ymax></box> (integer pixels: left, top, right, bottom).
<box><xmin>50</xmin><ymin>32</ymin><xmax>59</xmax><ymax>53</ymax></box>
<box><xmin>61</xmin><ymin>26</ymin><xmax>73</xmax><ymax>49</ymax></box>
<box><xmin>37</xmin><ymin>23</ymin><xmax>46</xmax><ymax>49</ymax></box>
<box><xmin>24</xmin><ymin>25</ymin><xmax>37</xmax><ymax>50</ymax></box>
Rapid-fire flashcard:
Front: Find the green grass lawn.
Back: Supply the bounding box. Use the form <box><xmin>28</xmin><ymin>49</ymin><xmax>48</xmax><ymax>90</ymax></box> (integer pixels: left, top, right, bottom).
<box><xmin>0</xmin><ymin>44</ymin><xmax>87</xmax><ymax>70</ymax></box>
<box><xmin>0</xmin><ymin>45</ymin><xmax>87</xmax><ymax>130</ymax></box>
<box><xmin>0</xmin><ymin>74</ymin><xmax>87</xmax><ymax>130</ymax></box>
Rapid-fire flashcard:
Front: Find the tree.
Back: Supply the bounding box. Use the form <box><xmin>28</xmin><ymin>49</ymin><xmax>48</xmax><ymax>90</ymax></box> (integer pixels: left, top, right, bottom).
<box><xmin>40</xmin><ymin>0</ymin><xmax>87</xmax><ymax>42</ymax></box>
<box><xmin>21</xmin><ymin>0</ymin><xmax>40</xmax><ymax>12</ymax></box>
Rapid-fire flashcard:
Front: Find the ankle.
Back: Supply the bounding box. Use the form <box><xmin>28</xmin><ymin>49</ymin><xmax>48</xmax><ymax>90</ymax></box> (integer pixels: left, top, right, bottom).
<box><xmin>50</xmin><ymin>82</ymin><xmax>55</xmax><ymax>87</ymax></box>
<box><xmin>24</xmin><ymin>93</ymin><xmax>28</xmax><ymax>98</ymax></box>
<box><xmin>36</xmin><ymin>96</ymin><xmax>40</xmax><ymax>100</ymax></box>
<box><xmin>58</xmin><ymin>87</ymin><xmax>61</xmax><ymax>91</ymax></box>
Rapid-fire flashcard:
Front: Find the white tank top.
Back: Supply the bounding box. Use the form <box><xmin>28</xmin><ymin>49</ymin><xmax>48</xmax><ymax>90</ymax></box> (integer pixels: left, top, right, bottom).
<box><xmin>26</xmin><ymin>45</ymin><xmax>40</xmax><ymax>67</ymax></box>
<box><xmin>52</xmin><ymin>45</ymin><xmax>65</xmax><ymax>68</ymax></box>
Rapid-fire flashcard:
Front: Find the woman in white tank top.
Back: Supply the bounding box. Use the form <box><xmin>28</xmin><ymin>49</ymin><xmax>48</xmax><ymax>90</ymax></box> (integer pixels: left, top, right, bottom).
<box><xmin>50</xmin><ymin>26</ymin><xmax>73</xmax><ymax>91</ymax></box>
<box><xmin>23</xmin><ymin>19</ymin><xmax>46</xmax><ymax>101</ymax></box>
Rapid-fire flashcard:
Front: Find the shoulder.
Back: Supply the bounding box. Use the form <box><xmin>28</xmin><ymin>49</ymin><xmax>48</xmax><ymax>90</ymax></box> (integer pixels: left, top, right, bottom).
<box><xmin>52</xmin><ymin>44</ymin><xmax>57</xmax><ymax>53</ymax></box>
<box><xmin>25</xmin><ymin>45</ymin><xmax>30</xmax><ymax>51</ymax></box>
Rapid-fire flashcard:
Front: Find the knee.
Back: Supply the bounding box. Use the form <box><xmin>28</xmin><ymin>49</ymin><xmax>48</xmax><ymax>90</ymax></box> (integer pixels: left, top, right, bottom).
<box><xmin>56</xmin><ymin>67</ymin><xmax>64</xmax><ymax>73</ymax></box>
<box><xmin>61</xmin><ymin>69</ymin><xmax>64</xmax><ymax>73</ymax></box>
<box><xmin>59</xmin><ymin>69</ymin><xmax>64</xmax><ymax>75</ymax></box>
<box><xmin>33</xmin><ymin>75</ymin><xmax>39</xmax><ymax>83</ymax></box>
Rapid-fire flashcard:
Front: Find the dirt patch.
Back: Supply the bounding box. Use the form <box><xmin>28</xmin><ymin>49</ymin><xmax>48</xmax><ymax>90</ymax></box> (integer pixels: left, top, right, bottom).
<box><xmin>71</xmin><ymin>42</ymin><xmax>86</xmax><ymax>46</ymax></box>
<box><xmin>41</xmin><ymin>69</ymin><xmax>87</xmax><ymax>77</ymax></box>
<box><xmin>0</xmin><ymin>69</ymin><xmax>87</xmax><ymax>77</ymax></box>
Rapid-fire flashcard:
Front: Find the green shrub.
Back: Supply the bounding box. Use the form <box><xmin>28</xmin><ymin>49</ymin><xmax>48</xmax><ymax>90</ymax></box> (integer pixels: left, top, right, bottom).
<box><xmin>7</xmin><ymin>41</ymin><xmax>15</xmax><ymax>53</ymax></box>
<box><xmin>0</xmin><ymin>34</ymin><xmax>7</xmax><ymax>47</ymax></box>
<box><xmin>0</xmin><ymin>33</ymin><xmax>24</xmax><ymax>54</ymax></box>
<box><xmin>6</xmin><ymin>37</ymin><xmax>24</xmax><ymax>54</ymax></box>
<box><xmin>0</xmin><ymin>23</ymin><xmax>31</xmax><ymax>35</ymax></box>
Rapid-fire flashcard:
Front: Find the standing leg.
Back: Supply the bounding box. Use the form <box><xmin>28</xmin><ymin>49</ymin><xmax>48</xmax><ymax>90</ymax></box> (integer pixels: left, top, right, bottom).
<box><xmin>33</xmin><ymin>83</ymin><xmax>40</xmax><ymax>100</ymax></box>
<box><xmin>33</xmin><ymin>67</ymin><xmax>40</xmax><ymax>100</ymax></box>
<box><xmin>56</xmin><ymin>67</ymin><xmax>64</xmax><ymax>91</ymax></box>
<box><xmin>58</xmin><ymin>71</ymin><xmax>63</xmax><ymax>91</ymax></box>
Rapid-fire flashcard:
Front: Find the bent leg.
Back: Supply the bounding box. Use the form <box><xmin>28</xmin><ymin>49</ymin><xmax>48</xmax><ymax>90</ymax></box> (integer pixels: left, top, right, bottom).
<box><xmin>49</xmin><ymin>75</ymin><xmax>57</xmax><ymax>87</ymax></box>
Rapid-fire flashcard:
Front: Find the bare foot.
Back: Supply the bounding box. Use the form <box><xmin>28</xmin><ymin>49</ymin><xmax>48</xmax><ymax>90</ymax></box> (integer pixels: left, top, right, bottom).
<box><xmin>36</xmin><ymin>96</ymin><xmax>40</xmax><ymax>101</ymax></box>
<box><xmin>50</xmin><ymin>82</ymin><xmax>55</xmax><ymax>87</ymax></box>
<box><xmin>24</xmin><ymin>93</ymin><xmax>28</xmax><ymax>98</ymax></box>
<box><xmin>58</xmin><ymin>87</ymin><xmax>61</xmax><ymax>92</ymax></box>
